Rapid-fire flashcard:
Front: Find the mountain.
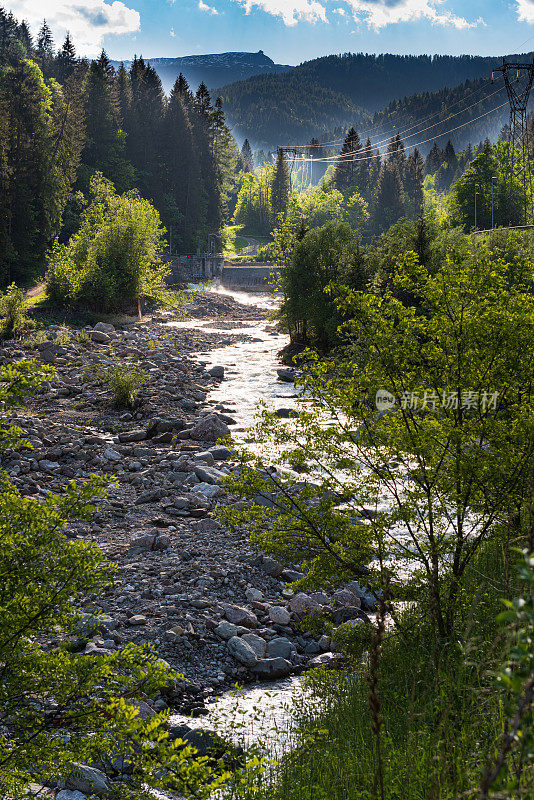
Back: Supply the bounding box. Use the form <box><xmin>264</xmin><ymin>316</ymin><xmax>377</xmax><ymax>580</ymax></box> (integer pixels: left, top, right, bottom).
<box><xmin>219</xmin><ymin>52</ymin><xmax>532</xmax><ymax>149</ymax></box>
<box><xmin>109</xmin><ymin>50</ymin><xmax>291</xmax><ymax>96</ymax></box>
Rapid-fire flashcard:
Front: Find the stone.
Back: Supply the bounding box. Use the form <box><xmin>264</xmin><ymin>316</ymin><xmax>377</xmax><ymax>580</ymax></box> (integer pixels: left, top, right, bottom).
<box><xmin>193</xmin><ymin>465</ymin><xmax>226</xmax><ymax>484</ymax></box>
<box><xmin>268</xmin><ymin>605</ymin><xmax>291</xmax><ymax>626</ymax></box>
<box><xmin>265</xmin><ymin>637</ymin><xmax>295</xmax><ymax>660</ymax></box>
<box><xmin>215</xmin><ymin>621</ymin><xmax>239</xmax><ymax>640</ymax></box>
<box><xmin>223</xmin><ymin>604</ymin><xmax>258</xmax><ymax>628</ymax></box>
<box><xmin>57</xmin><ymin>792</ymin><xmax>87</xmax><ymax>800</ymax></box>
<box><xmin>277</xmin><ymin>368</ymin><xmax>295</xmax><ymax>382</ymax></box>
<box><xmin>89</xmin><ymin>330</ymin><xmax>110</xmax><ymax>344</ymax></box>
<box><xmin>118</xmin><ymin>429</ymin><xmax>147</xmax><ymax>442</ymax></box>
<box><xmin>127</xmin><ymin>614</ymin><xmax>147</xmax><ymax>626</ymax></box>
<box><xmin>193</xmin><ymin>482</ymin><xmax>226</xmax><ymax>499</ymax></box>
<box><xmin>289</xmin><ymin>593</ymin><xmax>323</xmax><ymax>616</ymax></box>
<box><xmin>188</xmin><ymin>414</ymin><xmax>230</xmax><ymax>442</ymax></box>
<box><xmin>346</xmin><ymin>581</ymin><xmax>379</xmax><ymax>611</ymax></box>
<box><xmin>261</xmin><ymin>557</ymin><xmax>284</xmax><ymax>578</ymax></box>
<box><xmin>208</xmin><ymin>365</ymin><xmax>225</xmax><ymax>379</ymax></box>
<box><xmin>209</xmin><ymin>446</ymin><xmax>232</xmax><ymax>460</ymax></box>
<box><xmin>333</xmin><ymin>588</ymin><xmax>362</xmax><ymax>607</ymax></box>
<box><xmin>282</xmin><ymin>569</ymin><xmax>305</xmax><ymax>582</ymax></box>
<box><xmin>64</xmin><ymin>764</ymin><xmax>109</xmax><ymax>796</ymax></box>
<box><xmin>103</xmin><ymin>448</ymin><xmax>121</xmax><ymax>462</ymax></box>
<box><xmin>332</xmin><ymin>606</ymin><xmax>366</xmax><ymax>625</ymax></box>
<box><xmin>241</xmin><ymin>632</ymin><xmax>267</xmax><ymax>658</ymax></box>
<box><xmin>94</xmin><ymin>322</ymin><xmax>116</xmax><ymax>333</ymax></box>
<box><xmin>307</xmin><ymin>652</ymin><xmax>343</xmax><ymax>669</ymax></box>
<box><xmin>251</xmin><ymin>657</ymin><xmax>292</xmax><ymax>679</ymax></box>
<box><xmin>227</xmin><ymin>636</ymin><xmax>258</xmax><ymax>667</ymax></box>
<box><xmin>245</xmin><ymin>587</ymin><xmax>264</xmax><ymax>603</ymax></box>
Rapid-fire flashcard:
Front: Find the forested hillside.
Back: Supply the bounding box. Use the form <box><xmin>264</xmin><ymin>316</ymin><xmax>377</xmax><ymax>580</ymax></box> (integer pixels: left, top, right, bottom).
<box><xmin>0</xmin><ymin>8</ymin><xmax>240</xmax><ymax>287</ymax></box>
<box><xmin>220</xmin><ymin>51</ymin><xmax>531</xmax><ymax>148</ymax></box>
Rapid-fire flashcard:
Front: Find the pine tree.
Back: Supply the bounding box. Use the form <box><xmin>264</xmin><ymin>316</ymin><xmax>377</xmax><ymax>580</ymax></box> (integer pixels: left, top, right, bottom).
<box><xmin>425</xmin><ymin>142</ymin><xmax>443</xmax><ymax>176</ymax></box>
<box><xmin>0</xmin><ymin>10</ymin><xmax>18</xmax><ymax>58</ymax></box>
<box><xmin>333</xmin><ymin>127</ymin><xmax>362</xmax><ymax>192</ymax></box>
<box><xmin>16</xmin><ymin>20</ymin><xmax>32</xmax><ymax>54</ymax></box>
<box><xmin>241</xmin><ymin>139</ymin><xmax>254</xmax><ymax>172</ymax></box>
<box><xmin>78</xmin><ymin>59</ymin><xmax>133</xmax><ymax>194</ymax></box>
<box><xmin>374</xmin><ymin>161</ymin><xmax>405</xmax><ymax>233</ymax></box>
<box><xmin>404</xmin><ymin>148</ymin><xmax>424</xmax><ymax>217</ymax></box>
<box><xmin>271</xmin><ymin>148</ymin><xmax>291</xmax><ymax>219</ymax></box>
<box><xmin>56</xmin><ymin>34</ymin><xmax>76</xmax><ymax>83</ymax></box>
<box><xmin>35</xmin><ymin>20</ymin><xmax>54</xmax><ymax>77</ymax></box>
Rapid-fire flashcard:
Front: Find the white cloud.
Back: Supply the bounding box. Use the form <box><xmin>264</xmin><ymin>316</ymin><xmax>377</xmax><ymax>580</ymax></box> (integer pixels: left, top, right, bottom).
<box><xmin>199</xmin><ymin>0</ymin><xmax>219</xmax><ymax>12</ymax></box>
<box><xmin>7</xmin><ymin>0</ymin><xmax>140</xmax><ymax>57</ymax></box>
<box><xmin>517</xmin><ymin>0</ymin><xmax>534</xmax><ymax>23</ymax></box>
<box><xmin>344</xmin><ymin>0</ymin><xmax>478</xmax><ymax>30</ymax></box>
<box><xmin>333</xmin><ymin>6</ymin><xmax>347</xmax><ymax>14</ymax></box>
<box><xmin>230</xmin><ymin>0</ymin><xmax>328</xmax><ymax>26</ymax></box>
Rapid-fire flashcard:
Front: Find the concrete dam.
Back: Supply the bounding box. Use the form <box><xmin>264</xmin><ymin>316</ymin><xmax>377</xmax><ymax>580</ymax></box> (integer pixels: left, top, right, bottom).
<box><xmin>220</xmin><ymin>263</ymin><xmax>282</xmax><ymax>289</ymax></box>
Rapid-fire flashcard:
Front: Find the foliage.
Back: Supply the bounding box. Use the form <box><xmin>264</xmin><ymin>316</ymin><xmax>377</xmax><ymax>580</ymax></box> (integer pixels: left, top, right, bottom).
<box><xmin>103</xmin><ymin>359</ymin><xmax>148</xmax><ymax>408</ymax></box>
<box><xmin>46</xmin><ymin>174</ymin><xmax>169</xmax><ymax>311</ymax></box>
<box><xmin>222</xmin><ymin>247</ymin><xmax>534</xmax><ymax>640</ymax></box>
<box><xmin>0</xmin><ymin>283</ymin><xmax>31</xmax><ymax>338</ymax></box>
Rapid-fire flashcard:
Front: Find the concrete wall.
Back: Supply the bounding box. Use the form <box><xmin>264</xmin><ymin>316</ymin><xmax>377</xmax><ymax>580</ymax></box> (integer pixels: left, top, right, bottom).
<box><xmin>221</xmin><ymin>263</ymin><xmax>282</xmax><ymax>289</ymax></box>
<box><xmin>163</xmin><ymin>254</ymin><xmax>224</xmax><ymax>284</ymax></box>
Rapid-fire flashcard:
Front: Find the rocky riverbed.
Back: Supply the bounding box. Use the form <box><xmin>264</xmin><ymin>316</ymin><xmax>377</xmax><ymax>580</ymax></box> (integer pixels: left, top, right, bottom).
<box><xmin>3</xmin><ymin>290</ymin><xmax>375</xmax><ymax>795</ymax></box>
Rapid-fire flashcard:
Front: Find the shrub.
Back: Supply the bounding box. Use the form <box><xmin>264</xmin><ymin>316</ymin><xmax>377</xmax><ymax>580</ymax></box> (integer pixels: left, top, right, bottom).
<box><xmin>46</xmin><ymin>173</ymin><xmax>170</xmax><ymax>312</ymax></box>
<box><xmin>105</xmin><ymin>360</ymin><xmax>148</xmax><ymax>408</ymax></box>
<box><xmin>0</xmin><ymin>283</ymin><xmax>30</xmax><ymax>339</ymax></box>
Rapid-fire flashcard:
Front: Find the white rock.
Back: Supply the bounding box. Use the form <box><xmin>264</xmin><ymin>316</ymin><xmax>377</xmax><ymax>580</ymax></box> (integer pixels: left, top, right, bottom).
<box><xmin>268</xmin><ymin>605</ymin><xmax>291</xmax><ymax>626</ymax></box>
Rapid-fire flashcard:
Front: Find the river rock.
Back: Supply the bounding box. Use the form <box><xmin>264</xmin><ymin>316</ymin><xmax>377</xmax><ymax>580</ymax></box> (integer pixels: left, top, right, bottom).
<box><xmin>265</xmin><ymin>637</ymin><xmax>295</xmax><ymax>660</ymax></box>
<box><xmin>307</xmin><ymin>652</ymin><xmax>343</xmax><ymax>669</ymax></box>
<box><xmin>332</xmin><ymin>606</ymin><xmax>366</xmax><ymax>625</ymax></box>
<box><xmin>223</xmin><ymin>604</ymin><xmax>258</xmax><ymax>628</ymax></box>
<box><xmin>251</xmin><ymin>657</ymin><xmax>292</xmax><ymax>679</ymax></box>
<box><xmin>94</xmin><ymin>322</ymin><xmax>115</xmax><ymax>333</ymax></box>
<box><xmin>268</xmin><ymin>605</ymin><xmax>291</xmax><ymax>626</ymax></box>
<box><xmin>215</xmin><ymin>621</ymin><xmax>239</xmax><ymax>640</ymax></box>
<box><xmin>57</xmin><ymin>792</ymin><xmax>87</xmax><ymax>800</ymax></box>
<box><xmin>333</xmin><ymin>588</ymin><xmax>362</xmax><ymax>607</ymax></box>
<box><xmin>227</xmin><ymin>636</ymin><xmax>258</xmax><ymax>667</ymax></box>
<box><xmin>346</xmin><ymin>581</ymin><xmax>379</xmax><ymax>611</ymax></box>
<box><xmin>193</xmin><ymin>465</ymin><xmax>226</xmax><ymax>484</ymax></box>
<box><xmin>63</xmin><ymin>764</ymin><xmax>109</xmax><ymax>796</ymax></box>
<box><xmin>241</xmin><ymin>632</ymin><xmax>267</xmax><ymax>658</ymax></box>
<box><xmin>261</xmin><ymin>557</ymin><xmax>284</xmax><ymax>577</ymax></box>
<box><xmin>89</xmin><ymin>330</ymin><xmax>110</xmax><ymax>344</ymax></box>
<box><xmin>208</xmin><ymin>366</ymin><xmax>225</xmax><ymax>379</ymax></box>
<box><xmin>189</xmin><ymin>414</ymin><xmax>230</xmax><ymax>442</ymax></box>
<box><xmin>289</xmin><ymin>593</ymin><xmax>323</xmax><ymax>616</ymax></box>
<box><xmin>277</xmin><ymin>368</ymin><xmax>295</xmax><ymax>382</ymax></box>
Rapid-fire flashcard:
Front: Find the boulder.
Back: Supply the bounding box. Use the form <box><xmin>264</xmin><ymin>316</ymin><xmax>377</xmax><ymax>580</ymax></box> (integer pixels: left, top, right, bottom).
<box><xmin>208</xmin><ymin>365</ymin><xmax>225</xmax><ymax>379</ymax></box>
<box><xmin>223</xmin><ymin>604</ymin><xmax>258</xmax><ymax>628</ymax></box>
<box><xmin>268</xmin><ymin>605</ymin><xmax>291</xmax><ymax>626</ymax></box>
<box><xmin>277</xmin><ymin>368</ymin><xmax>295</xmax><ymax>383</ymax></box>
<box><xmin>331</xmin><ymin>606</ymin><xmax>366</xmax><ymax>625</ymax></box>
<box><xmin>252</xmin><ymin>657</ymin><xmax>292</xmax><ymax>679</ymax></box>
<box><xmin>266</xmin><ymin>637</ymin><xmax>295</xmax><ymax>660</ymax></box>
<box><xmin>64</xmin><ymin>764</ymin><xmax>109</xmax><ymax>796</ymax></box>
<box><xmin>241</xmin><ymin>632</ymin><xmax>267</xmax><ymax>659</ymax></box>
<box><xmin>89</xmin><ymin>330</ymin><xmax>110</xmax><ymax>344</ymax></box>
<box><xmin>215</xmin><ymin>621</ymin><xmax>239</xmax><ymax>640</ymax></box>
<box><xmin>307</xmin><ymin>652</ymin><xmax>343</xmax><ymax>669</ymax></box>
<box><xmin>57</xmin><ymin>792</ymin><xmax>87</xmax><ymax>800</ymax></box>
<box><xmin>93</xmin><ymin>322</ymin><xmax>115</xmax><ymax>333</ymax></box>
<box><xmin>189</xmin><ymin>414</ymin><xmax>230</xmax><ymax>442</ymax></box>
<box><xmin>289</xmin><ymin>593</ymin><xmax>323</xmax><ymax>616</ymax></box>
<box><xmin>261</xmin><ymin>557</ymin><xmax>284</xmax><ymax>578</ymax></box>
<box><xmin>227</xmin><ymin>636</ymin><xmax>258</xmax><ymax>667</ymax></box>
<box><xmin>333</xmin><ymin>588</ymin><xmax>362</xmax><ymax>607</ymax></box>
<box><xmin>193</xmin><ymin>465</ymin><xmax>226</xmax><ymax>484</ymax></box>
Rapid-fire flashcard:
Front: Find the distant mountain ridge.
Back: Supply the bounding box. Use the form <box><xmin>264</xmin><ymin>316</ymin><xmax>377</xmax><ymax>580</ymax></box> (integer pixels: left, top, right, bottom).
<box><xmin>109</xmin><ymin>50</ymin><xmax>292</xmax><ymax>95</ymax></box>
<box><xmin>218</xmin><ymin>51</ymin><xmax>534</xmax><ymax>148</ymax></box>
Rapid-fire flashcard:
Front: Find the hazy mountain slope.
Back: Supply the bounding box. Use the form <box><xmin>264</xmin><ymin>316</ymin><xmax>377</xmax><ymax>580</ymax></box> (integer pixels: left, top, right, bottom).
<box><xmin>109</xmin><ymin>50</ymin><xmax>291</xmax><ymax>95</ymax></box>
<box><xmin>220</xmin><ymin>52</ymin><xmax>532</xmax><ymax>148</ymax></box>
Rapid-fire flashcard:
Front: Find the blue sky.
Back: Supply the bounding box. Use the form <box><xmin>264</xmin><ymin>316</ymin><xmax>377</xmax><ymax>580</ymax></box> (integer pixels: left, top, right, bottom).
<box><xmin>7</xmin><ymin>0</ymin><xmax>534</xmax><ymax>62</ymax></box>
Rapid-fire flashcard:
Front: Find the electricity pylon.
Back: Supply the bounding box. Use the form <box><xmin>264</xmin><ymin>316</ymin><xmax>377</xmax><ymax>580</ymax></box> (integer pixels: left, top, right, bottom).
<box><xmin>492</xmin><ymin>59</ymin><xmax>534</xmax><ymax>224</ymax></box>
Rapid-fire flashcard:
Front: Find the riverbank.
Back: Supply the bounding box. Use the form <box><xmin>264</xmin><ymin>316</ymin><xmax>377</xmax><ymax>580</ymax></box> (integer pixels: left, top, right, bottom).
<box><xmin>2</xmin><ymin>289</ymin><xmax>366</xmax><ymax>719</ymax></box>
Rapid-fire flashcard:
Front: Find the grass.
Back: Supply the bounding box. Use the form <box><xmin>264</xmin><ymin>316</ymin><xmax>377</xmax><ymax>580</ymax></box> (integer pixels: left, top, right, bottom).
<box><xmin>222</xmin><ymin>536</ymin><xmax>532</xmax><ymax>800</ymax></box>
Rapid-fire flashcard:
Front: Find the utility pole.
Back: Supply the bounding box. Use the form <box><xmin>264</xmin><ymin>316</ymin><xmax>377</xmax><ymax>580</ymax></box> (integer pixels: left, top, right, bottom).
<box><xmin>475</xmin><ymin>183</ymin><xmax>479</xmax><ymax>230</ymax></box>
<box><xmin>492</xmin><ymin>60</ymin><xmax>534</xmax><ymax>224</ymax></box>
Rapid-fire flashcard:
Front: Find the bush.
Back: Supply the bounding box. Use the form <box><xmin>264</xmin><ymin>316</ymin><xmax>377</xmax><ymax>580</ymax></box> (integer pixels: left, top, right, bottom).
<box><xmin>0</xmin><ymin>283</ymin><xmax>31</xmax><ymax>339</ymax></box>
<box><xmin>105</xmin><ymin>360</ymin><xmax>147</xmax><ymax>408</ymax></box>
<box><xmin>46</xmin><ymin>173</ymin><xmax>169</xmax><ymax>312</ymax></box>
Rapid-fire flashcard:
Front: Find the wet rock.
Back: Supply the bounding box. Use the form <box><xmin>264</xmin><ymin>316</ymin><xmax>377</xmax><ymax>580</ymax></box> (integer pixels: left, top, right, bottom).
<box><xmin>227</xmin><ymin>636</ymin><xmax>258</xmax><ymax>667</ymax></box>
<box><xmin>252</xmin><ymin>657</ymin><xmax>292</xmax><ymax>679</ymax></box>
<box><xmin>277</xmin><ymin>368</ymin><xmax>295</xmax><ymax>383</ymax></box>
<box><xmin>208</xmin><ymin>366</ymin><xmax>225</xmax><ymax>379</ymax></box>
<box><xmin>189</xmin><ymin>414</ymin><xmax>230</xmax><ymax>442</ymax></box>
